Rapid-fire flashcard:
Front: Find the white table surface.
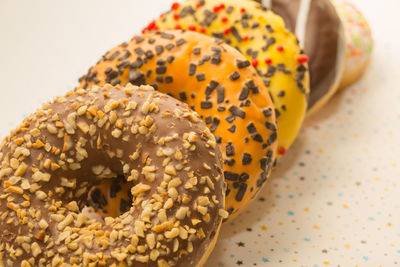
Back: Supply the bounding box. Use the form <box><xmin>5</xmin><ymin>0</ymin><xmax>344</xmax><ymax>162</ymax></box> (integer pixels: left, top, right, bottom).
<box><xmin>0</xmin><ymin>0</ymin><xmax>399</xmax><ymax>266</ymax></box>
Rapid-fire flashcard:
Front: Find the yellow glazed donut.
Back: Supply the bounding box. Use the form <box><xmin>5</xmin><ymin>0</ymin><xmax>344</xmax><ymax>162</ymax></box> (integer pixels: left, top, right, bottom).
<box><xmin>147</xmin><ymin>0</ymin><xmax>310</xmax><ymax>157</ymax></box>
<box><xmin>78</xmin><ymin>30</ymin><xmax>278</xmax><ymax>221</ymax></box>
<box><xmin>332</xmin><ymin>0</ymin><xmax>373</xmax><ymax>89</ymax></box>
<box><xmin>0</xmin><ymin>84</ymin><xmax>227</xmax><ymax>266</ymax></box>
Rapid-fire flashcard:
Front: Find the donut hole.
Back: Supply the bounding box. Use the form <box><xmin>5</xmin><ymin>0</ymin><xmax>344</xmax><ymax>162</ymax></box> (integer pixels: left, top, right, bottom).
<box><xmin>85</xmin><ymin>175</ymin><xmax>135</xmax><ymax>219</ymax></box>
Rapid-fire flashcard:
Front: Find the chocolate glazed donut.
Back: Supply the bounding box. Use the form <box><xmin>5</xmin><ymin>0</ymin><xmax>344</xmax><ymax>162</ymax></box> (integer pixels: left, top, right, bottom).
<box><xmin>0</xmin><ymin>84</ymin><xmax>226</xmax><ymax>267</ymax></box>
<box><xmin>256</xmin><ymin>0</ymin><xmax>346</xmax><ymax>114</ymax></box>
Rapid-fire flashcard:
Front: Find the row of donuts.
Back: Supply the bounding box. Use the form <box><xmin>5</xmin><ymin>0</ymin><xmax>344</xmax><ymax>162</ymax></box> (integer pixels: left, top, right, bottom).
<box><xmin>0</xmin><ymin>0</ymin><xmax>372</xmax><ymax>266</ymax></box>
<box><xmin>85</xmin><ymin>0</ymin><xmax>373</xmax><ymax>225</ymax></box>
<box><xmin>78</xmin><ymin>0</ymin><xmax>372</xmax><ymax>264</ymax></box>
<box><xmin>0</xmin><ymin>28</ymin><xmax>281</xmax><ymax>267</ymax></box>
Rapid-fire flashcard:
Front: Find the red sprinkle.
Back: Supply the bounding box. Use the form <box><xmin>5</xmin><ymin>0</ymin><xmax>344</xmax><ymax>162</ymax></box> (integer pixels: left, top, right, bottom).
<box><xmin>265</xmin><ymin>58</ymin><xmax>272</xmax><ymax>64</ymax></box>
<box><xmin>173</xmin><ymin>13</ymin><xmax>180</xmax><ymax>20</ymax></box>
<box><xmin>240</xmin><ymin>8</ymin><xmax>246</xmax><ymax>13</ymax></box>
<box><xmin>200</xmin><ymin>27</ymin><xmax>206</xmax><ymax>33</ymax></box>
<box><xmin>296</xmin><ymin>54</ymin><xmax>309</xmax><ymax>64</ymax></box>
<box><xmin>278</xmin><ymin>147</ymin><xmax>286</xmax><ymax>155</ymax></box>
<box><xmin>171</xmin><ymin>2</ymin><xmax>180</xmax><ymax>10</ymax></box>
<box><xmin>159</xmin><ymin>13</ymin><xmax>165</xmax><ymax>19</ymax></box>
<box><xmin>174</xmin><ymin>24</ymin><xmax>182</xmax><ymax>30</ymax></box>
<box><xmin>147</xmin><ymin>20</ymin><xmax>157</xmax><ymax>31</ymax></box>
<box><xmin>213</xmin><ymin>4</ymin><xmax>225</xmax><ymax>12</ymax></box>
<box><xmin>242</xmin><ymin>36</ymin><xmax>249</xmax><ymax>41</ymax></box>
<box><xmin>188</xmin><ymin>25</ymin><xmax>197</xmax><ymax>31</ymax></box>
<box><xmin>252</xmin><ymin>59</ymin><xmax>258</xmax><ymax>67</ymax></box>
<box><xmin>196</xmin><ymin>2</ymin><xmax>201</xmax><ymax>8</ymax></box>
<box><xmin>276</xmin><ymin>45</ymin><xmax>284</xmax><ymax>52</ymax></box>
<box><xmin>221</xmin><ymin>17</ymin><xmax>228</xmax><ymax>23</ymax></box>
<box><xmin>224</xmin><ymin>28</ymin><xmax>231</xmax><ymax>35</ymax></box>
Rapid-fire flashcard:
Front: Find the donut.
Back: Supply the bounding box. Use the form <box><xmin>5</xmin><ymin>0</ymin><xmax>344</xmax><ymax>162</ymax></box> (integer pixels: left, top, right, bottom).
<box><xmin>332</xmin><ymin>0</ymin><xmax>373</xmax><ymax>89</ymax></box>
<box><xmin>0</xmin><ymin>84</ymin><xmax>227</xmax><ymax>267</ymax></box>
<box><xmin>256</xmin><ymin>0</ymin><xmax>346</xmax><ymax>114</ymax></box>
<box><xmin>77</xmin><ymin>30</ymin><xmax>278</xmax><ymax>221</ymax></box>
<box><xmin>147</xmin><ymin>0</ymin><xmax>310</xmax><ymax>157</ymax></box>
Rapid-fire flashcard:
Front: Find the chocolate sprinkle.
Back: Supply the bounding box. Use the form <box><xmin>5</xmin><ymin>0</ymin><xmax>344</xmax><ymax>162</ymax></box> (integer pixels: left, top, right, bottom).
<box><xmin>217</xmin><ymin>85</ymin><xmax>224</xmax><ymax>104</ymax></box>
<box><xmin>228</xmin><ymin>125</ymin><xmax>236</xmax><ymax>133</ymax></box>
<box><xmin>224</xmin><ymin>171</ymin><xmax>239</xmax><ymax>181</ymax></box>
<box><xmin>108</xmin><ymin>51</ymin><xmax>120</xmax><ymax>61</ymax></box>
<box><xmin>129</xmin><ymin>69</ymin><xmax>145</xmax><ymax>85</ymax></box>
<box><xmin>205</xmin><ymin>85</ymin><xmax>215</xmax><ymax>99</ymax></box>
<box><xmin>166</xmin><ymin>43</ymin><xmax>175</xmax><ymax>50</ymax></box>
<box><xmin>264</xmin><ymin>122</ymin><xmax>276</xmax><ymax>131</ymax></box>
<box><xmin>155</xmin><ymin>45</ymin><xmax>164</xmax><ymax>55</ymax></box>
<box><xmin>189</xmin><ymin>64</ymin><xmax>197</xmax><ymax>76</ymax></box>
<box><xmin>238</xmin><ymin>87</ymin><xmax>249</xmax><ymax>101</ymax></box>
<box><xmin>266</xmin><ymin>132</ymin><xmax>277</xmax><ymax>146</ymax></box>
<box><xmin>209</xmin><ymin>80</ymin><xmax>219</xmax><ymax>90</ymax></box>
<box><xmin>134</xmin><ymin>47</ymin><xmax>144</xmax><ymax>56</ymax></box>
<box><xmin>242</xmin><ymin>153</ymin><xmax>252</xmax><ymax>165</ymax></box>
<box><xmin>193</xmin><ymin>47</ymin><xmax>201</xmax><ymax>55</ymax></box>
<box><xmin>120</xmin><ymin>199</ymin><xmax>130</xmax><ymax>213</ymax></box>
<box><xmin>245</xmin><ymin>80</ymin><xmax>259</xmax><ymax>94</ymax></box>
<box><xmin>161</xmin><ymin>32</ymin><xmax>174</xmax><ymax>39</ymax></box>
<box><xmin>165</xmin><ymin>76</ymin><xmax>173</xmax><ymax>83</ymax></box>
<box><xmin>224</xmin><ymin>159</ymin><xmax>235</xmax><ymax>166</ymax></box>
<box><xmin>156</xmin><ymin>76</ymin><xmax>164</xmax><ymax>83</ymax></box>
<box><xmin>196</xmin><ymin>73</ymin><xmax>206</xmax><ymax>81</ymax></box>
<box><xmin>131</xmin><ymin>58</ymin><xmax>143</xmax><ymax>68</ymax></box>
<box><xmin>226</xmin><ymin>114</ymin><xmax>235</xmax><ymax>123</ymax></box>
<box><xmin>228</xmin><ymin>105</ymin><xmax>246</xmax><ymax>119</ymax></box>
<box><xmin>236</xmin><ymin>59</ymin><xmax>251</xmax><ymax>69</ymax></box>
<box><xmin>230</xmin><ymin>26</ymin><xmax>242</xmax><ymax>42</ymax></box>
<box><xmin>235</xmin><ymin>183</ymin><xmax>247</xmax><ymax>201</ymax></box>
<box><xmin>176</xmin><ymin>38</ymin><xmax>186</xmax><ymax>46</ymax></box>
<box><xmin>179</xmin><ymin>91</ymin><xmax>187</xmax><ymax>101</ymax></box>
<box><xmin>229</xmin><ymin>71</ymin><xmax>240</xmax><ymax>81</ymax></box>
<box><xmin>134</xmin><ymin>36</ymin><xmax>144</xmax><ymax>43</ymax></box>
<box><xmin>166</xmin><ymin>56</ymin><xmax>175</xmax><ymax>63</ymax></box>
<box><xmin>246</xmin><ymin>122</ymin><xmax>263</xmax><ymax>143</ymax></box>
<box><xmin>156</xmin><ymin>65</ymin><xmax>167</xmax><ymax>75</ymax></box>
<box><xmin>90</xmin><ymin>188</ymin><xmax>107</xmax><ymax>207</ymax></box>
<box><xmin>226</xmin><ymin>142</ymin><xmax>235</xmax><ymax>156</ymax></box>
<box><xmin>145</xmin><ymin>50</ymin><xmax>154</xmax><ymax>59</ymax></box>
<box><xmin>210</xmin><ymin>118</ymin><xmax>220</xmax><ymax>132</ymax></box>
<box><xmin>262</xmin><ymin>108</ymin><xmax>273</xmax><ymax>118</ymax></box>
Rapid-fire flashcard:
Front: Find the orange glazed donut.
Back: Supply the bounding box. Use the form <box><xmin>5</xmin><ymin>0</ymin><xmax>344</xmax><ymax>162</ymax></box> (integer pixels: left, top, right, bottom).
<box><xmin>0</xmin><ymin>84</ymin><xmax>227</xmax><ymax>267</ymax></box>
<box><xmin>78</xmin><ymin>30</ymin><xmax>278</xmax><ymax>221</ymax></box>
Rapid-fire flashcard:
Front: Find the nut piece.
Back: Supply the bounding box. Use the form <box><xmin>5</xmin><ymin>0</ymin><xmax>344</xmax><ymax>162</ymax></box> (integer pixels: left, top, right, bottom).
<box><xmin>131</xmin><ymin>183</ymin><xmax>151</xmax><ymax>196</ymax></box>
